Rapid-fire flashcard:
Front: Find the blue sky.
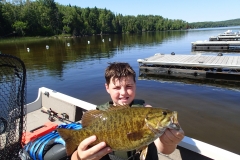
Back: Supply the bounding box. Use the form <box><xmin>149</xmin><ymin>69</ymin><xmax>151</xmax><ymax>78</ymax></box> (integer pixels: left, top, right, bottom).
<box><xmin>55</xmin><ymin>0</ymin><xmax>239</xmax><ymax>23</ymax></box>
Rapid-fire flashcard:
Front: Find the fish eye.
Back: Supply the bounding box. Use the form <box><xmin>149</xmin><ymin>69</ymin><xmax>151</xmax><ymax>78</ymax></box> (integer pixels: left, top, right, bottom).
<box><xmin>162</xmin><ymin>111</ymin><xmax>167</xmax><ymax>116</ymax></box>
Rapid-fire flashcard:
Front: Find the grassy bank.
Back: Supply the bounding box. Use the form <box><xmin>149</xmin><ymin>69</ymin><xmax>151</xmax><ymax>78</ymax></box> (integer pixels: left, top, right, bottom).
<box><xmin>0</xmin><ymin>34</ymin><xmax>72</xmax><ymax>44</ymax></box>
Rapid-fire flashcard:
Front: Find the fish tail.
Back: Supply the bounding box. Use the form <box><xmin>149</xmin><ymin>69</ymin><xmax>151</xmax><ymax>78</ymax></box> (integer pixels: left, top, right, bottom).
<box><xmin>57</xmin><ymin>128</ymin><xmax>80</xmax><ymax>156</ymax></box>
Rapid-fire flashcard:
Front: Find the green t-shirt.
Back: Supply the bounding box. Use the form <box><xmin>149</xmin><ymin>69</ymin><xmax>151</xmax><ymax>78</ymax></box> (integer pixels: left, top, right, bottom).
<box><xmin>97</xmin><ymin>99</ymin><xmax>145</xmax><ymax>111</ymax></box>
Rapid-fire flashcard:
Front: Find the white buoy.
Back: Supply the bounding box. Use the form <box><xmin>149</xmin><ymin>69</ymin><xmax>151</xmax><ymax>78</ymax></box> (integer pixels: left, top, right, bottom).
<box><xmin>102</xmin><ymin>39</ymin><xmax>104</xmax><ymax>42</ymax></box>
<box><xmin>88</xmin><ymin>41</ymin><xmax>90</xmax><ymax>44</ymax></box>
<box><xmin>67</xmin><ymin>43</ymin><xmax>70</xmax><ymax>47</ymax></box>
<box><xmin>109</xmin><ymin>38</ymin><xmax>111</xmax><ymax>41</ymax></box>
<box><xmin>46</xmin><ymin>45</ymin><xmax>49</xmax><ymax>49</ymax></box>
<box><xmin>27</xmin><ymin>48</ymin><xmax>30</xmax><ymax>52</ymax></box>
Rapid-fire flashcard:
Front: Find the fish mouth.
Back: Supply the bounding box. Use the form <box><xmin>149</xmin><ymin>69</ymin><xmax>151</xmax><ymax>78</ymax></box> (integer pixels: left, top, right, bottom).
<box><xmin>168</xmin><ymin>111</ymin><xmax>180</xmax><ymax>130</ymax></box>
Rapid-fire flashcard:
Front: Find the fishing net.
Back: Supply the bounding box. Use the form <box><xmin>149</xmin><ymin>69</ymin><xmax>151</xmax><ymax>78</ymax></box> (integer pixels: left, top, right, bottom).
<box><xmin>0</xmin><ymin>54</ymin><xmax>27</xmax><ymax>159</ymax></box>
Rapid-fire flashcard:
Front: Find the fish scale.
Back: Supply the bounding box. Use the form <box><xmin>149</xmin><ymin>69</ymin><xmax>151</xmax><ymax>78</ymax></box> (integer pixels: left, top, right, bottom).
<box><xmin>103</xmin><ymin>110</ymin><xmax>145</xmax><ymax>150</ymax></box>
<box><xmin>57</xmin><ymin>106</ymin><xmax>180</xmax><ymax>156</ymax></box>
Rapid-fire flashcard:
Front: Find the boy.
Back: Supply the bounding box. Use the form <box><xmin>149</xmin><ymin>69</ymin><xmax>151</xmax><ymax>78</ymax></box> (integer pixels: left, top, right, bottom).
<box><xmin>71</xmin><ymin>62</ymin><xmax>184</xmax><ymax>160</ymax></box>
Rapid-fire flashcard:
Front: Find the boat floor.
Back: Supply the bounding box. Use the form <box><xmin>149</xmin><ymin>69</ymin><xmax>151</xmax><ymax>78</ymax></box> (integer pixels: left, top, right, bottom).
<box><xmin>26</xmin><ymin>107</ymin><xmax>65</xmax><ymax>132</ymax></box>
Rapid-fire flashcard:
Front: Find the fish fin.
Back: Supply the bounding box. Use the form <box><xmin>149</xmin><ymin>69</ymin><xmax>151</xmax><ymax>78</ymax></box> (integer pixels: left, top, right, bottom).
<box><xmin>82</xmin><ymin>110</ymin><xmax>105</xmax><ymax>127</ymax></box>
<box><xmin>108</xmin><ymin>104</ymin><xmax>130</xmax><ymax>111</ymax></box>
<box><xmin>57</xmin><ymin>128</ymin><xmax>79</xmax><ymax>156</ymax></box>
<box><xmin>127</xmin><ymin>130</ymin><xmax>145</xmax><ymax>141</ymax></box>
<box><xmin>139</xmin><ymin>146</ymin><xmax>148</xmax><ymax>160</ymax></box>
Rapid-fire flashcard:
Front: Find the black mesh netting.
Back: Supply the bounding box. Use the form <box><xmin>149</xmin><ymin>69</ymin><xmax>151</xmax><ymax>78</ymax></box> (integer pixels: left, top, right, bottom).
<box><xmin>0</xmin><ymin>54</ymin><xmax>27</xmax><ymax>159</ymax></box>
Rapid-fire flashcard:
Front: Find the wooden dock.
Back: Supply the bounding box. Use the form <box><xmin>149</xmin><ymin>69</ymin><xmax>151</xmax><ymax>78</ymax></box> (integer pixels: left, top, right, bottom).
<box><xmin>138</xmin><ymin>74</ymin><xmax>240</xmax><ymax>91</ymax></box>
<box><xmin>137</xmin><ymin>54</ymin><xmax>240</xmax><ymax>81</ymax></box>
<box><xmin>191</xmin><ymin>41</ymin><xmax>240</xmax><ymax>51</ymax></box>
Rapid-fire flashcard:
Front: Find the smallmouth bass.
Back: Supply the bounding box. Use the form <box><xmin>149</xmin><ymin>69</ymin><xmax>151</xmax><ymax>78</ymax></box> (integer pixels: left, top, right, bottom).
<box><xmin>57</xmin><ymin>105</ymin><xmax>180</xmax><ymax>156</ymax></box>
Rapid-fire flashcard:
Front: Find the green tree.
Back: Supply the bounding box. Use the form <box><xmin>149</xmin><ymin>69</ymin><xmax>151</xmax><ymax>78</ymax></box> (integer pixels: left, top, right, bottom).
<box><xmin>35</xmin><ymin>0</ymin><xmax>59</xmax><ymax>35</ymax></box>
<box><xmin>21</xmin><ymin>1</ymin><xmax>42</xmax><ymax>36</ymax></box>
<box><xmin>99</xmin><ymin>8</ymin><xmax>114</xmax><ymax>34</ymax></box>
<box><xmin>58</xmin><ymin>5</ymin><xmax>75</xmax><ymax>34</ymax></box>
<box><xmin>12</xmin><ymin>21</ymin><xmax>27</xmax><ymax>36</ymax></box>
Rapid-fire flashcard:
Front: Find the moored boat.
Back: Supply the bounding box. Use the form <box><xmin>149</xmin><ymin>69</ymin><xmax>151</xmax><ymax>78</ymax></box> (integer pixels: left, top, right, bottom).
<box><xmin>219</xmin><ymin>30</ymin><xmax>239</xmax><ymax>36</ymax></box>
<box><xmin>209</xmin><ymin>30</ymin><xmax>240</xmax><ymax>41</ymax></box>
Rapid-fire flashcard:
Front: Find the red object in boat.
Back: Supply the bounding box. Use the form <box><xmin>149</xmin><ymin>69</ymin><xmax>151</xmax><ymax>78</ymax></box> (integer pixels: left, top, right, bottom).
<box><xmin>22</xmin><ymin>122</ymin><xmax>58</xmax><ymax>146</ymax></box>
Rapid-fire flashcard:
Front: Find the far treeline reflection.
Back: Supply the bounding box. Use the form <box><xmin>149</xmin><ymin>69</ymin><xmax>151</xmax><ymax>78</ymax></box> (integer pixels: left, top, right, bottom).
<box><xmin>0</xmin><ymin>31</ymin><xmax>187</xmax><ymax>75</ymax></box>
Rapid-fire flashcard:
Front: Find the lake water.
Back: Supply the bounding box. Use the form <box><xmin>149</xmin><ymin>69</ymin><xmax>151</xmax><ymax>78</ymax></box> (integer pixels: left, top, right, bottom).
<box><xmin>1</xmin><ymin>26</ymin><xmax>240</xmax><ymax>154</ymax></box>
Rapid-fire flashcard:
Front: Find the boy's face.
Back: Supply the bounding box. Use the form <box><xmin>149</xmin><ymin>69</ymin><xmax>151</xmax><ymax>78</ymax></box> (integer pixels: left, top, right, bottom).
<box><xmin>105</xmin><ymin>76</ymin><xmax>136</xmax><ymax>105</ymax></box>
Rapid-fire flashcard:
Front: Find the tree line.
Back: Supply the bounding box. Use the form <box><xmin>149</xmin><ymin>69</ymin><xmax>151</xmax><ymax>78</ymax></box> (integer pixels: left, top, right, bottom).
<box><xmin>0</xmin><ymin>0</ymin><xmax>188</xmax><ymax>37</ymax></box>
<box><xmin>188</xmin><ymin>18</ymin><xmax>240</xmax><ymax>28</ymax></box>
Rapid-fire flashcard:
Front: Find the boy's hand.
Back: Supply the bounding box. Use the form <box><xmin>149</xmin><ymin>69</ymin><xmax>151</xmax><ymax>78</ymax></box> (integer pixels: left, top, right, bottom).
<box><xmin>160</xmin><ymin>128</ymin><xmax>185</xmax><ymax>146</ymax></box>
<box><xmin>155</xmin><ymin>128</ymin><xmax>184</xmax><ymax>155</ymax></box>
<box><xmin>72</xmin><ymin>135</ymin><xmax>112</xmax><ymax>160</ymax></box>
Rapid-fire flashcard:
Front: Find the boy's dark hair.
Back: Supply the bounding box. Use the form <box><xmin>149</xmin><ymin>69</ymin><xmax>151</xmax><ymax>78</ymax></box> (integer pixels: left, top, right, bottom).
<box><xmin>105</xmin><ymin>62</ymin><xmax>136</xmax><ymax>85</ymax></box>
